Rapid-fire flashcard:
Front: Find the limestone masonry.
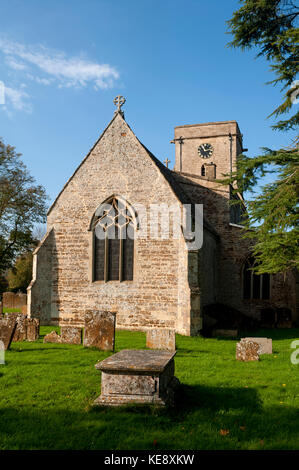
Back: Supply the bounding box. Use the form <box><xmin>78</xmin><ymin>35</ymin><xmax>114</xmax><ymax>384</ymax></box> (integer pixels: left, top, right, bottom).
<box><xmin>27</xmin><ymin>102</ymin><xmax>298</xmax><ymax>335</ymax></box>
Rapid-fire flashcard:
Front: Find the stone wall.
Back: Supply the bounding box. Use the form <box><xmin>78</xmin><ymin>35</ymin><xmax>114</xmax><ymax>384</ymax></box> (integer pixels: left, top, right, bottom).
<box><xmin>34</xmin><ymin>113</ymin><xmax>195</xmax><ymax>334</ymax></box>
<box><xmin>172</xmin><ymin>118</ymin><xmax>297</xmax><ymax>322</ymax></box>
<box><xmin>174</xmin><ymin>121</ymin><xmax>242</xmax><ymax>179</ymax></box>
<box><xmin>177</xmin><ymin>173</ymin><xmax>297</xmax><ymax>322</ymax></box>
<box><xmin>27</xmin><ymin>229</ymin><xmax>55</xmax><ymax>325</ymax></box>
<box><xmin>28</xmin><ymin>113</ymin><xmax>297</xmax><ymax>331</ymax></box>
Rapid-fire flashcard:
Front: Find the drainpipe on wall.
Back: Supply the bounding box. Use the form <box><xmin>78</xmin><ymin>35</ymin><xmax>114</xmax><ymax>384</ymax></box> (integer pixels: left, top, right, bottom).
<box><xmin>229</xmin><ymin>132</ymin><xmax>233</xmax><ymax>177</ymax></box>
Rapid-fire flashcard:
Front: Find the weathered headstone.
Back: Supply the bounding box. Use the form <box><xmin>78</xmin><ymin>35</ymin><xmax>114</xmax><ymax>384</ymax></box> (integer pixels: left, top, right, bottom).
<box><xmin>3</xmin><ymin>292</ymin><xmax>27</xmax><ymax>310</ymax></box>
<box><xmin>243</xmin><ymin>337</ymin><xmax>272</xmax><ymax>355</ymax></box>
<box><xmin>94</xmin><ymin>349</ymin><xmax>180</xmax><ymax>407</ymax></box>
<box><xmin>26</xmin><ymin>319</ymin><xmax>40</xmax><ymax>342</ymax></box>
<box><xmin>43</xmin><ymin>330</ymin><xmax>62</xmax><ymax>343</ymax></box>
<box><xmin>3</xmin><ymin>314</ymin><xmax>39</xmax><ymax>342</ymax></box>
<box><xmin>146</xmin><ymin>329</ymin><xmax>176</xmax><ymax>351</ymax></box>
<box><xmin>11</xmin><ymin>314</ymin><xmax>28</xmax><ymax>342</ymax></box>
<box><xmin>236</xmin><ymin>339</ymin><xmax>260</xmax><ymax>362</ymax></box>
<box><xmin>84</xmin><ymin>310</ymin><xmax>116</xmax><ymax>351</ymax></box>
<box><xmin>277</xmin><ymin>320</ymin><xmax>292</xmax><ymax>329</ymax></box>
<box><xmin>61</xmin><ymin>327</ymin><xmax>82</xmax><ymax>345</ymax></box>
<box><xmin>0</xmin><ymin>317</ymin><xmax>17</xmax><ymax>350</ymax></box>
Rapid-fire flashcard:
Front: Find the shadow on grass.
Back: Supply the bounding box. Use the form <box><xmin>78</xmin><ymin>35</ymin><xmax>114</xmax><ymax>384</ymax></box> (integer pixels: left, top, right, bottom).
<box><xmin>240</xmin><ymin>329</ymin><xmax>299</xmax><ymax>341</ymax></box>
<box><xmin>176</xmin><ymin>349</ymin><xmax>210</xmax><ymax>356</ymax></box>
<box><xmin>0</xmin><ymin>394</ymin><xmax>298</xmax><ymax>449</ymax></box>
<box><xmin>175</xmin><ymin>383</ymin><xmax>263</xmax><ymax>413</ymax></box>
<box><xmin>10</xmin><ymin>347</ymin><xmax>73</xmax><ymax>353</ymax></box>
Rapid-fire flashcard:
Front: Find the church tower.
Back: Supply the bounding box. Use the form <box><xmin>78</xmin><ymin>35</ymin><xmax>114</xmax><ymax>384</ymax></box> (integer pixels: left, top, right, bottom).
<box><xmin>172</xmin><ymin>121</ymin><xmax>244</xmax><ymax>185</ymax></box>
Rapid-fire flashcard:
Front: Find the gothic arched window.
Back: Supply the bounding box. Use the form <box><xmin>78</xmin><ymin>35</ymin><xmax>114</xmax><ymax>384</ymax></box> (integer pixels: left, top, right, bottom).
<box><xmin>243</xmin><ymin>257</ymin><xmax>270</xmax><ymax>300</ymax></box>
<box><xmin>201</xmin><ymin>165</ymin><xmax>206</xmax><ymax>177</ymax></box>
<box><xmin>92</xmin><ymin>197</ymin><xmax>137</xmax><ymax>282</ymax></box>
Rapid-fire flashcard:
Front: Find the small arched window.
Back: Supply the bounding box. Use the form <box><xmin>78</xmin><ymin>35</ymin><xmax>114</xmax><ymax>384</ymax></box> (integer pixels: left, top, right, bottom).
<box><xmin>243</xmin><ymin>257</ymin><xmax>270</xmax><ymax>300</ymax></box>
<box><xmin>92</xmin><ymin>197</ymin><xmax>137</xmax><ymax>282</ymax></box>
<box><xmin>201</xmin><ymin>165</ymin><xmax>206</xmax><ymax>177</ymax></box>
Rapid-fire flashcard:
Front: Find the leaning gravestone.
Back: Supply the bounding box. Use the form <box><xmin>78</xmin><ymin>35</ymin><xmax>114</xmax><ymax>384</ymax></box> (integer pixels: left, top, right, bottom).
<box><xmin>4</xmin><ymin>314</ymin><xmax>40</xmax><ymax>342</ymax></box>
<box><xmin>146</xmin><ymin>329</ymin><xmax>176</xmax><ymax>351</ymax></box>
<box><xmin>0</xmin><ymin>317</ymin><xmax>17</xmax><ymax>350</ymax></box>
<box><xmin>236</xmin><ymin>338</ymin><xmax>260</xmax><ymax>362</ymax></box>
<box><xmin>84</xmin><ymin>310</ymin><xmax>116</xmax><ymax>351</ymax></box>
<box><xmin>61</xmin><ymin>327</ymin><xmax>82</xmax><ymax>345</ymax></box>
<box><xmin>94</xmin><ymin>349</ymin><xmax>179</xmax><ymax>407</ymax></box>
<box><xmin>243</xmin><ymin>337</ymin><xmax>272</xmax><ymax>355</ymax></box>
<box><xmin>11</xmin><ymin>314</ymin><xmax>27</xmax><ymax>342</ymax></box>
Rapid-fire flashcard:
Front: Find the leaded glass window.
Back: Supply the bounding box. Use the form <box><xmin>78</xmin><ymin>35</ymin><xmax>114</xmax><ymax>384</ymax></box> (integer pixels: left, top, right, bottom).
<box><xmin>93</xmin><ymin>197</ymin><xmax>136</xmax><ymax>282</ymax></box>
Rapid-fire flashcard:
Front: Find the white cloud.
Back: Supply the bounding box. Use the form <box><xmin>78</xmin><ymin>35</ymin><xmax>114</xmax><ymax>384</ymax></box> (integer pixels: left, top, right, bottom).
<box><xmin>26</xmin><ymin>73</ymin><xmax>53</xmax><ymax>86</ymax></box>
<box><xmin>0</xmin><ymin>38</ymin><xmax>119</xmax><ymax>90</ymax></box>
<box><xmin>5</xmin><ymin>56</ymin><xmax>27</xmax><ymax>70</ymax></box>
<box><xmin>3</xmin><ymin>85</ymin><xmax>32</xmax><ymax>113</ymax></box>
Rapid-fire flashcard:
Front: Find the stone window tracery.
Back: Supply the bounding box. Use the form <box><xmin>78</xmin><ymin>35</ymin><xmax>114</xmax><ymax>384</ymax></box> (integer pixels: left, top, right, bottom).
<box><xmin>92</xmin><ymin>197</ymin><xmax>137</xmax><ymax>282</ymax></box>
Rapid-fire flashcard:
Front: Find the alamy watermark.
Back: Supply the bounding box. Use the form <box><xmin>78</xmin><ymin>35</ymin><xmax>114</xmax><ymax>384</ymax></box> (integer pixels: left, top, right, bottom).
<box><xmin>290</xmin><ymin>340</ymin><xmax>299</xmax><ymax>365</ymax></box>
<box><xmin>94</xmin><ymin>201</ymin><xmax>204</xmax><ymax>250</ymax></box>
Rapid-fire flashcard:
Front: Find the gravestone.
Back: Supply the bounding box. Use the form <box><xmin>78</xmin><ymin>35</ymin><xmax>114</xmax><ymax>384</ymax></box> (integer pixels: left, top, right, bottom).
<box><xmin>5</xmin><ymin>314</ymin><xmax>39</xmax><ymax>342</ymax></box>
<box><xmin>243</xmin><ymin>337</ymin><xmax>272</xmax><ymax>354</ymax></box>
<box><xmin>146</xmin><ymin>329</ymin><xmax>176</xmax><ymax>351</ymax></box>
<box><xmin>11</xmin><ymin>314</ymin><xmax>27</xmax><ymax>342</ymax></box>
<box><xmin>236</xmin><ymin>339</ymin><xmax>260</xmax><ymax>362</ymax></box>
<box><xmin>26</xmin><ymin>319</ymin><xmax>40</xmax><ymax>342</ymax></box>
<box><xmin>0</xmin><ymin>317</ymin><xmax>17</xmax><ymax>350</ymax></box>
<box><xmin>3</xmin><ymin>292</ymin><xmax>27</xmax><ymax>310</ymax></box>
<box><xmin>84</xmin><ymin>310</ymin><xmax>116</xmax><ymax>351</ymax></box>
<box><xmin>43</xmin><ymin>331</ymin><xmax>62</xmax><ymax>343</ymax></box>
<box><xmin>94</xmin><ymin>349</ymin><xmax>179</xmax><ymax>407</ymax></box>
<box><xmin>61</xmin><ymin>327</ymin><xmax>82</xmax><ymax>345</ymax></box>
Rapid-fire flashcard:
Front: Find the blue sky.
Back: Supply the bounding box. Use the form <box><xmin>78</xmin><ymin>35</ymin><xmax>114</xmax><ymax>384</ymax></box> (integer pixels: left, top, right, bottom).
<box><xmin>0</xmin><ymin>0</ymin><xmax>297</xmax><ymax>207</ymax></box>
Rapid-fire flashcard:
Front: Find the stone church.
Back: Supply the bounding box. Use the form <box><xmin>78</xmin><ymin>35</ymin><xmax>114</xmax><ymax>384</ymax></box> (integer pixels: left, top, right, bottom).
<box><xmin>27</xmin><ymin>97</ymin><xmax>297</xmax><ymax>335</ymax></box>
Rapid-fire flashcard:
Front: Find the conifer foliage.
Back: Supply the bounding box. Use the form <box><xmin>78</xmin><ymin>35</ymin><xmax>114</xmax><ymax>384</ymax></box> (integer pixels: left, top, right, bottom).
<box><xmin>226</xmin><ymin>0</ymin><xmax>299</xmax><ymax>274</ymax></box>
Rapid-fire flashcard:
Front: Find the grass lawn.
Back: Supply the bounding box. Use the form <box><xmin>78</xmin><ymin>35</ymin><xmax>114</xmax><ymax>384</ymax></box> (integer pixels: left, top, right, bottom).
<box><xmin>2</xmin><ymin>308</ymin><xmax>21</xmax><ymax>314</ymax></box>
<box><xmin>0</xmin><ymin>326</ymin><xmax>298</xmax><ymax>450</ymax></box>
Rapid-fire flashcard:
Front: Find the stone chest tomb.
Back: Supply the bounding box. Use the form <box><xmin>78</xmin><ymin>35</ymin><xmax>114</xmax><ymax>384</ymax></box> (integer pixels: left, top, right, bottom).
<box><xmin>94</xmin><ymin>349</ymin><xmax>179</xmax><ymax>406</ymax></box>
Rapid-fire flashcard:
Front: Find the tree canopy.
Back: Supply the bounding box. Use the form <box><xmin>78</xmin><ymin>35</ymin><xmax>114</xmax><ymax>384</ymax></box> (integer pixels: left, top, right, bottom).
<box><xmin>225</xmin><ymin>0</ymin><xmax>299</xmax><ymax>274</ymax></box>
<box><xmin>6</xmin><ymin>252</ymin><xmax>33</xmax><ymax>293</ymax></box>
<box><xmin>0</xmin><ymin>139</ymin><xmax>48</xmax><ymax>274</ymax></box>
<box><xmin>228</xmin><ymin>0</ymin><xmax>299</xmax><ymax>131</ymax></box>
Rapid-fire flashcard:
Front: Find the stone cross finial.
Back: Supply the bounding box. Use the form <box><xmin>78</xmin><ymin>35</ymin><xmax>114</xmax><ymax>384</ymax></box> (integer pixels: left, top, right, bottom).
<box><xmin>164</xmin><ymin>158</ymin><xmax>171</xmax><ymax>168</ymax></box>
<box><xmin>113</xmin><ymin>95</ymin><xmax>126</xmax><ymax>115</ymax></box>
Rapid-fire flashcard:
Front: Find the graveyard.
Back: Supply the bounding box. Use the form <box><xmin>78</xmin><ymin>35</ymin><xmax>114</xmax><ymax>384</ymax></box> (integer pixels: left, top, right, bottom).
<box><xmin>0</xmin><ymin>325</ymin><xmax>298</xmax><ymax>450</ymax></box>
<box><xmin>0</xmin><ymin>0</ymin><xmax>298</xmax><ymax>457</ymax></box>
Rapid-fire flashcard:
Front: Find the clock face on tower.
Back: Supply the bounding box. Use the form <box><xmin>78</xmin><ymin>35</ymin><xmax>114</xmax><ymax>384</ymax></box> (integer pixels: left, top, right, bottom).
<box><xmin>198</xmin><ymin>143</ymin><xmax>213</xmax><ymax>158</ymax></box>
